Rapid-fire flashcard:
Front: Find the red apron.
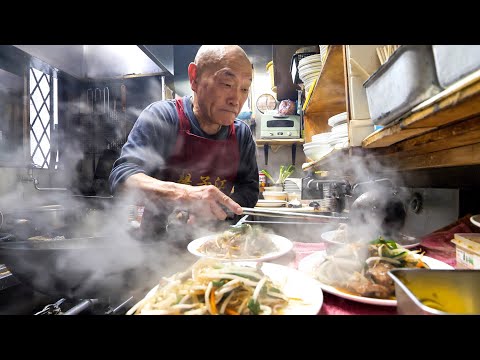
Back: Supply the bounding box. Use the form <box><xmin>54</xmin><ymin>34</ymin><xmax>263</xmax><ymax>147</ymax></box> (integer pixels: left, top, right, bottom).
<box><xmin>141</xmin><ymin>98</ymin><xmax>240</xmax><ymax>238</ymax></box>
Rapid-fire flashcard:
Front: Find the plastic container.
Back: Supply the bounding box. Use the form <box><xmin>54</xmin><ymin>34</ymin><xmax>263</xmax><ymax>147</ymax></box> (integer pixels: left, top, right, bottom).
<box><xmin>363</xmin><ymin>45</ymin><xmax>442</xmax><ymax>126</ymax></box>
<box><xmin>432</xmin><ymin>45</ymin><xmax>480</xmax><ymax>89</ymax></box>
<box><xmin>451</xmin><ymin>233</ymin><xmax>480</xmax><ymax>269</ymax></box>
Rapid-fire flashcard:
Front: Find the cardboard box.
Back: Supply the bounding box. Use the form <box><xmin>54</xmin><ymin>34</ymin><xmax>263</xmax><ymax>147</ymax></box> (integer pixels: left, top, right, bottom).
<box><xmin>451</xmin><ymin>233</ymin><xmax>480</xmax><ymax>269</ymax></box>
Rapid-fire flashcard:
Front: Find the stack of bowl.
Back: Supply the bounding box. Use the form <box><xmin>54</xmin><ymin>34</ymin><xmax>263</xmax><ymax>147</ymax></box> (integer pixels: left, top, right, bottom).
<box><xmin>327</xmin><ymin>112</ymin><xmax>349</xmax><ymax>149</ymax></box>
<box><xmin>298</xmin><ymin>54</ymin><xmax>323</xmax><ymax>95</ymax></box>
<box><xmin>303</xmin><ymin>132</ymin><xmax>331</xmax><ymax>161</ymax></box>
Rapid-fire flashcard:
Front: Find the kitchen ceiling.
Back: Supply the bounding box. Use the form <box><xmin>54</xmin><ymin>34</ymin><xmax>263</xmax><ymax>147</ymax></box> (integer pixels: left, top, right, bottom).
<box><xmin>13</xmin><ymin>45</ymin><xmax>166</xmax><ymax>79</ymax></box>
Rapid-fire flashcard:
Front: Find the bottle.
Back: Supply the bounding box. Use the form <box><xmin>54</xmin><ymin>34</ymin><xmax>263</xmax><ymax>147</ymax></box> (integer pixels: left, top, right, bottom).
<box><xmin>259</xmin><ymin>171</ymin><xmax>267</xmax><ymax>191</ymax></box>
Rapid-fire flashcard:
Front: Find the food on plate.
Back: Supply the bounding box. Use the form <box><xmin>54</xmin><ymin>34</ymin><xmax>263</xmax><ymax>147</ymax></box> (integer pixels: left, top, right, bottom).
<box><xmin>127</xmin><ymin>259</ymin><xmax>289</xmax><ymax>315</ymax></box>
<box><xmin>330</xmin><ymin>223</ymin><xmax>348</xmax><ymax>243</ymax></box>
<box><xmin>314</xmin><ymin>237</ymin><xmax>428</xmax><ymax>299</ymax></box>
<box><xmin>197</xmin><ymin>224</ymin><xmax>278</xmax><ymax>259</ymax></box>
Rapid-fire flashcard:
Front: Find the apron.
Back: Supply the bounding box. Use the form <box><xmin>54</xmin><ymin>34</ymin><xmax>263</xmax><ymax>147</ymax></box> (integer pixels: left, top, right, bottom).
<box><xmin>140</xmin><ymin>98</ymin><xmax>240</xmax><ymax>239</ymax></box>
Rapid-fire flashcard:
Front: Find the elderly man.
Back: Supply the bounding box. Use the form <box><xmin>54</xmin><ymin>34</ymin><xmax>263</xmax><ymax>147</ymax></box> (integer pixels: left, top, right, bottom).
<box><xmin>109</xmin><ymin>45</ymin><xmax>259</xmax><ymax>240</ymax></box>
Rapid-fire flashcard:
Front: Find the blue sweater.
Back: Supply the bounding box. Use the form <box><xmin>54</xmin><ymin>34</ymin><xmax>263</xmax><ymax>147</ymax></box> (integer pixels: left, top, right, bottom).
<box><xmin>109</xmin><ymin>96</ymin><xmax>259</xmax><ymax>208</ymax></box>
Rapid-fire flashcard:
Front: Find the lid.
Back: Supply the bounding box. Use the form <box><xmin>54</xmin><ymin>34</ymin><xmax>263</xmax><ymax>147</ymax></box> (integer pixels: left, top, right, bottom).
<box><xmin>452</xmin><ymin>233</ymin><xmax>480</xmax><ymax>254</ymax></box>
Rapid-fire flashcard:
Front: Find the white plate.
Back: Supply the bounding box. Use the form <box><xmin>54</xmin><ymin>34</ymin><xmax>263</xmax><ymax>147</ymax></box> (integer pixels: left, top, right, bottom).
<box><xmin>298</xmin><ymin>251</ymin><xmax>454</xmax><ymax>306</ymax></box>
<box><xmin>320</xmin><ymin>230</ymin><xmax>421</xmax><ymax>249</ymax></box>
<box><xmin>129</xmin><ymin>261</ymin><xmax>324</xmax><ymax>315</ymax></box>
<box><xmin>187</xmin><ymin>233</ymin><xmax>294</xmax><ymax>262</ymax></box>
<box><xmin>242</xmin><ymin>262</ymin><xmax>323</xmax><ymax>314</ymax></box>
<box><xmin>256</xmin><ymin>199</ymin><xmax>286</xmax><ymax>207</ymax></box>
<box><xmin>471</xmin><ymin>214</ymin><xmax>480</xmax><ymax>228</ymax></box>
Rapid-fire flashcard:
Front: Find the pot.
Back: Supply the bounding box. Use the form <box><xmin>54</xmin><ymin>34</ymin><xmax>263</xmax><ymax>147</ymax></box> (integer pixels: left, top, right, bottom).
<box><xmin>349</xmin><ymin>187</ymin><xmax>407</xmax><ymax>240</ymax></box>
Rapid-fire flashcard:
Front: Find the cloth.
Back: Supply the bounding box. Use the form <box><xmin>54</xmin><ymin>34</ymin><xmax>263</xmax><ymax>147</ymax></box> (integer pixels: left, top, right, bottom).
<box><xmin>109</xmin><ymin>95</ymin><xmax>259</xmax><ymax>208</ymax></box>
<box><xmin>418</xmin><ymin>216</ymin><xmax>478</xmax><ymax>268</ymax></box>
<box><xmin>163</xmin><ymin>98</ymin><xmax>239</xmax><ymax>193</ymax></box>
<box><xmin>141</xmin><ymin>98</ymin><xmax>240</xmax><ymax>236</ymax></box>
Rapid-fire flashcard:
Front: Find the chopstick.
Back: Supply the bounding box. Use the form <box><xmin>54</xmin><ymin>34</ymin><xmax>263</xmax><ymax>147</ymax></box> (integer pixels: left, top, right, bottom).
<box><xmin>241</xmin><ymin>207</ymin><xmax>348</xmax><ymax>221</ymax></box>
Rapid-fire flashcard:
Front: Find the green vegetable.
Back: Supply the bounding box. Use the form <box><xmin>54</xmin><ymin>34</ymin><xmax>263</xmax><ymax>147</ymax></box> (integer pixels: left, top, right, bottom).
<box><xmin>248</xmin><ymin>298</ymin><xmax>261</xmax><ymax>315</ymax></box>
<box><xmin>261</xmin><ymin>164</ymin><xmax>295</xmax><ymax>185</ymax></box>
<box><xmin>212</xmin><ymin>280</ymin><xmax>228</xmax><ymax>287</ymax></box>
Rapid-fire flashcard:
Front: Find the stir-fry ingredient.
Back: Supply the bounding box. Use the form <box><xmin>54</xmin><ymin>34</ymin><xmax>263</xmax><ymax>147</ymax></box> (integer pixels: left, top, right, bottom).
<box><xmin>127</xmin><ymin>259</ymin><xmax>289</xmax><ymax>315</ymax></box>
<box><xmin>315</xmin><ymin>237</ymin><xmax>429</xmax><ymax>299</ymax></box>
<box><xmin>197</xmin><ymin>224</ymin><xmax>279</xmax><ymax>259</ymax></box>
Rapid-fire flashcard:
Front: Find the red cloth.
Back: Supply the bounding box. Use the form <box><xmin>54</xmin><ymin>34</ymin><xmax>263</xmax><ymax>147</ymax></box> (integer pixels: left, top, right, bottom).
<box><xmin>418</xmin><ymin>222</ymin><xmax>474</xmax><ymax>268</ymax></box>
<box><xmin>165</xmin><ymin>98</ymin><xmax>240</xmax><ymax>192</ymax></box>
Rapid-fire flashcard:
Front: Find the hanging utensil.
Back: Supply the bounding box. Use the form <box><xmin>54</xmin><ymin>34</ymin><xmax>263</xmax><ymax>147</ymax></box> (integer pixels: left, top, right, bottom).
<box><xmin>103</xmin><ymin>86</ymin><xmax>110</xmax><ymax>116</ymax></box>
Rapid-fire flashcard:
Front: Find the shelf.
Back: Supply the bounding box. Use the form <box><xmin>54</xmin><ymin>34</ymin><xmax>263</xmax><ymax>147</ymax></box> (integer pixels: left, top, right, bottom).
<box><xmin>299</xmin><ymin>48</ymin><xmax>480</xmax><ymax>173</ymax></box>
<box><xmin>255</xmin><ymin>139</ymin><xmax>305</xmax><ymax>146</ymax></box>
<box><xmin>362</xmin><ymin>69</ymin><xmax>480</xmax><ymax>148</ymax></box>
<box><xmin>302</xmin><ymin>45</ymin><xmax>347</xmax><ymax>143</ymax></box>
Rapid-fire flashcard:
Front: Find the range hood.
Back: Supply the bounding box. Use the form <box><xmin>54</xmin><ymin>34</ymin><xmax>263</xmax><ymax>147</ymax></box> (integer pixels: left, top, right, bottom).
<box><xmin>13</xmin><ymin>45</ymin><xmax>173</xmax><ymax>79</ymax></box>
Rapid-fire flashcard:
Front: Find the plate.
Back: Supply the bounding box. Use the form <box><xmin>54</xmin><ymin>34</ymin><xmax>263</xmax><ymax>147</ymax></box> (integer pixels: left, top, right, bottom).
<box><xmin>128</xmin><ymin>261</ymin><xmax>324</xmax><ymax>315</ymax></box>
<box><xmin>187</xmin><ymin>233</ymin><xmax>294</xmax><ymax>262</ymax></box>
<box><xmin>320</xmin><ymin>230</ymin><xmax>421</xmax><ymax>249</ymax></box>
<box><xmin>242</xmin><ymin>262</ymin><xmax>323</xmax><ymax>314</ymax></box>
<box><xmin>256</xmin><ymin>200</ymin><xmax>286</xmax><ymax>207</ymax></box>
<box><xmin>471</xmin><ymin>214</ymin><xmax>480</xmax><ymax>228</ymax></box>
<box><xmin>298</xmin><ymin>251</ymin><xmax>454</xmax><ymax>306</ymax></box>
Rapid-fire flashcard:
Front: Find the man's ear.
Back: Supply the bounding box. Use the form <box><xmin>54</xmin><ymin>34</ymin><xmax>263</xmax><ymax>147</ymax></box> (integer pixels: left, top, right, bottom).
<box><xmin>188</xmin><ymin>63</ymin><xmax>198</xmax><ymax>91</ymax></box>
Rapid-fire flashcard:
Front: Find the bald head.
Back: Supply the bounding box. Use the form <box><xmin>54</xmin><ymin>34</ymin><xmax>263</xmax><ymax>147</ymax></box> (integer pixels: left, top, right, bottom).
<box><xmin>187</xmin><ymin>45</ymin><xmax>253</xmax><ymax>133</ymax></box>
<box><xmin>194</xmin><ymin>45</ymin><xmax>252</xmax><ymax>78</ymax></box>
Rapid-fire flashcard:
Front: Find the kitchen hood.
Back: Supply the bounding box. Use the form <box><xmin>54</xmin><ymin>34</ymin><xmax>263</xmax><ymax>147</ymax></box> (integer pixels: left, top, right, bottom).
<box><xmin>13</xmin><ymin>45</ymin><xmax>173</xmax><ymax>80</ymax></box>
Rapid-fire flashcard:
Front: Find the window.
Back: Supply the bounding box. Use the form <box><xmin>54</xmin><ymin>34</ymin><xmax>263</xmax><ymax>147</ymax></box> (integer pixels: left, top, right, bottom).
<box><xmin>29</xmin><ymin>67</ymin><xmax>58</xmax><ymax>169</ymax></box>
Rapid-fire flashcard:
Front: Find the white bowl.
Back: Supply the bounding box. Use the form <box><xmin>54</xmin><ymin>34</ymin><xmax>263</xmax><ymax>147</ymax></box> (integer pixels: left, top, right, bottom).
<box><xmin>311</xmin><ymin>132</ymin><xmax>331</xmax><ymax>143</ymax></box>
<box><xmin>303</xmin><ymin>145</ymin><xmax>332</xmax><ymax>161</ymax></box>
<box><xmin>328</xmin><ymin>112</ymin><xmax>348</xmax><ymax>127</ymax></box>
<box><xmin>263</xmin><ymin>191</ymin><xmax>288</xmax><ymax>201</ymax></box>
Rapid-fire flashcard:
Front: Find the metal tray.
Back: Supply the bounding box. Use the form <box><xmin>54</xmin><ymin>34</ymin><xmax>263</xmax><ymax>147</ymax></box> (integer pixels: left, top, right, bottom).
<box><xmin>363</xmin><ymin>45</ymin><xmax>442</xmax><ymax>126</ymax></box>
<box><xmin>388</xmin><ymin>269</ymin><xmax>480</xmax><ymax>315</ymax></box>
<box><xmin>432</xmin><ymin>45</ymin><xmax>480</xmax><ymax>88</ymax></box>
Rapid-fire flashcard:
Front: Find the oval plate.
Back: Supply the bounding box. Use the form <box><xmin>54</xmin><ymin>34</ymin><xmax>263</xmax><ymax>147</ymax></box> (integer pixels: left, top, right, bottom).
<box><xmin>298</xmin><ymin>250</ymin><xmax>454</xmax><ymax>306</ymax></box>
<box><xmin>187</xmin><ymin>233</ymin><xmax>293</xmax><ymax>262</ymax></box>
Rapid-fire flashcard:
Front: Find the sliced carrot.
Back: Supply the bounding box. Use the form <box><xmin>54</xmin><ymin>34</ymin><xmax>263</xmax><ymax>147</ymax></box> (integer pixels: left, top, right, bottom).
<box><xmin>225</xmin><ymin>308</ymin><xmax>239</xmax><ymax>315</ymax></box>
<box><xmin>209</xmin><ymin>288</ymin><xmax>218</xmax><ymax>315</ymax></box>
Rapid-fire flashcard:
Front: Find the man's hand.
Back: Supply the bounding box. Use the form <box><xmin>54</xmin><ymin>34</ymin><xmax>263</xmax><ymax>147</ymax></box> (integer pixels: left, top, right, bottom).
<box><xmin>177</xmin><ymin>184</ymin><xmax>243</xmax><ymax>223</ymax></box>
<box><xmin>123</xmin><ymin>173</ymin><xmax>243</xmax><ymax>223</ymax></box>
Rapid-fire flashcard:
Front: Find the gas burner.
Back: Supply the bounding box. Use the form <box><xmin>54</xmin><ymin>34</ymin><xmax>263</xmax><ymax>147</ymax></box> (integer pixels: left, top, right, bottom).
<box><xmin>34</xmin><ymin>296</ymin><xmax>136</xmax><ymax>315</ymax></box>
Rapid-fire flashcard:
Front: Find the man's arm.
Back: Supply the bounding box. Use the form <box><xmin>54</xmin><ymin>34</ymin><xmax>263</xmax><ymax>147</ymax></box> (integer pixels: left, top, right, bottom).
<box><xmin>109</xmin><ymin>103</ymin><xmax>243</xmax><ymax>222</ymax></box>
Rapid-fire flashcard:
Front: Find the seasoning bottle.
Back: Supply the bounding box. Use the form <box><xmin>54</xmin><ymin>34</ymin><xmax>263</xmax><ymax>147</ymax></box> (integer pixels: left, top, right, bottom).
<box><xmin>259</xmin><ymin>171</ymin><xmax>267</xmax><ymax>191</ymax></box>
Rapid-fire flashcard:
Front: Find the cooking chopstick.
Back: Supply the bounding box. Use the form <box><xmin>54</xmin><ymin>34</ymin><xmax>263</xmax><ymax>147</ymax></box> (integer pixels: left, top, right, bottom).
<box><xmin>241</xmin><ymin>207</ymin><xmax>348</xmax><ymax>221</ymax></box>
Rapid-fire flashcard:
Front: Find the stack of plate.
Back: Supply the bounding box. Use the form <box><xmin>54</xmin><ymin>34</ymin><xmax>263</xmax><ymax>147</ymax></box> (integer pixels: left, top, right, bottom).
<box><xmin>284</xmin><ymin>178</ymin><xmax>302</xmax><ymax>199</ymax></box>
<box><xmin>319</xmin><ymin>45</ymin><xmax>329</xmax><ymax>64</ymax></box>
<box><xmin>298</xmin><ymin>54</ymin><xmax>322</xmax><ymax>94</ymax></box>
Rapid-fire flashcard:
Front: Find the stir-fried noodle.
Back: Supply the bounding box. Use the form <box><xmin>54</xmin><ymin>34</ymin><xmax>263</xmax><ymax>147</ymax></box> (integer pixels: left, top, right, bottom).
<box><xmin>127</xmin><ymin>259</ymin><xmax>289</xmax><ymax>315</ymax></box>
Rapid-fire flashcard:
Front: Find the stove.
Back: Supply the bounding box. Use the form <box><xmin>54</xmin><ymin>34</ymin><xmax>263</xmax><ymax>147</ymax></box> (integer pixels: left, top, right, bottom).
<box><xmin>0</xmin><ymin>267</ymin><xmax>139</xmax><ymax>315</ymax></box>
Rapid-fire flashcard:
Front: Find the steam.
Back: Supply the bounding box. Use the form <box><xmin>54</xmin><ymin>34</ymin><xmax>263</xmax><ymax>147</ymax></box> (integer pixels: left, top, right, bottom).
<box><xmin>0</xmin><ymin>90</ymin><xmax>204</xmax><ymax>303</ymax></box>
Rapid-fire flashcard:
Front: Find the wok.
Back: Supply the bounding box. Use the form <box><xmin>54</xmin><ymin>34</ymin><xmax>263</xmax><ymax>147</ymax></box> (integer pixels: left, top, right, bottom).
<box><xmin>0</xmin><ymin>236</ymin><xmax>189</xmax><ymax>300</ymax></box>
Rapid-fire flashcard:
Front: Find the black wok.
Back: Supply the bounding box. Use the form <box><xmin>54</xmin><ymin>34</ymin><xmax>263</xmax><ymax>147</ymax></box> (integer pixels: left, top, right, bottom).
<box><xmin>0</xmin><ymin>236</ymin><xmax>189</xmax><ymax>300</ymax></box>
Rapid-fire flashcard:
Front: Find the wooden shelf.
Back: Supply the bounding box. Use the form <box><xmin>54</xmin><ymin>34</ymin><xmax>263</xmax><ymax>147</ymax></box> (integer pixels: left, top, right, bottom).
<box><xmin>298</xmin><ymin>48</ymin><xmax>480</xmax><ymax>173</ymax></box>
<box><xmin>302</xmin><ymin>45</ymin><xmax>347</xmax><ymax>143</ymax></box>
<box><xmin>255</xmin><ymin>138</ymin><xmax>304</xmax><ymax>146</ymax></box>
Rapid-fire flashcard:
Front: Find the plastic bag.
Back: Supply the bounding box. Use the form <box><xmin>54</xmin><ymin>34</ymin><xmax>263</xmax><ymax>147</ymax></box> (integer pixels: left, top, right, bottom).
<box><xmin>278</xmin><ymin>100</ymin><xmax>296</xmax><ymax>115</ymax></box>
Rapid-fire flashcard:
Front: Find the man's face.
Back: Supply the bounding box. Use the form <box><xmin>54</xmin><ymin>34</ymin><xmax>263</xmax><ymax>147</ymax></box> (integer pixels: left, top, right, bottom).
<box><xmin>191</xmin><ymin>59</ymin><xmax>253</xmax><ymax>127</ymax></box>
